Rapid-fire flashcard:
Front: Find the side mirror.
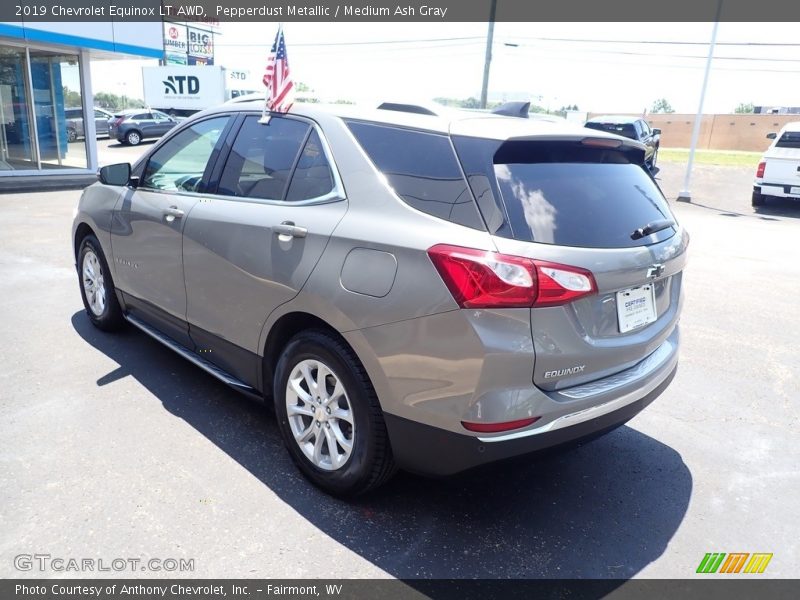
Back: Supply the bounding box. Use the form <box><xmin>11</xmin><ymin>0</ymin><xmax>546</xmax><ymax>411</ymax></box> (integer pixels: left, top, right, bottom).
<box><xmin>652</xmin><ymin>128</ymin><xmax>662</xmax><ymax>135</ymax></box>
<box><xmin>98</xmin><ymin>163</ymin><xmax>132</xmax><ymax>186</ymax></box>
<box><xmin>766</xmin><ymin>132</ymin><xmax>777</xmax><ymax>140</ymax></box>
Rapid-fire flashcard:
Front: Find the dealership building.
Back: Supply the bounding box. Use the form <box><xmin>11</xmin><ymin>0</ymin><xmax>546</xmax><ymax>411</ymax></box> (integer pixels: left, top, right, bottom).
<box><xmin>0</xmin><ymin>20</ymin><xmax>162</xmax><ymax>187</ymax></box>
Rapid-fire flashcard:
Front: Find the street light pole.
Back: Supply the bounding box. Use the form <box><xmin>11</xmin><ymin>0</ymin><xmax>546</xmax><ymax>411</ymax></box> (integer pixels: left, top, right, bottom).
<box><xmin>677</xmin><ymin>0</ymin><xmax>723</xmax><ymax>202</ymax></box>
<box><xmin>480</xmin><ymin>0</ymin><xmax>498</xmax><ymax>109</ymax></box>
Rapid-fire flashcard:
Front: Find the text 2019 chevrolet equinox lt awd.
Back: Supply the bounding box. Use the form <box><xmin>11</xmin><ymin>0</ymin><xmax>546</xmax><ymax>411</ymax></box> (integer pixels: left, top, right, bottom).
<box><xmin>72</xmin><ymin>101</ymin><xmax>687</xmax><ymax>496</ymax></box>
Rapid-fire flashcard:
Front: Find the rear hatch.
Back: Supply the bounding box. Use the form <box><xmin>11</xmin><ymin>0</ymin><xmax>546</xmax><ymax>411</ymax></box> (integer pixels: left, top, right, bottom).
<box><xmin>453</xmin><ymin>132</ymin><xmax>688</xmax><ymax>391</ymax></box>
<box><xmin>762</xmin><ymin>131</ymin><xmax>800</xmax><ymax>184</ymax></box>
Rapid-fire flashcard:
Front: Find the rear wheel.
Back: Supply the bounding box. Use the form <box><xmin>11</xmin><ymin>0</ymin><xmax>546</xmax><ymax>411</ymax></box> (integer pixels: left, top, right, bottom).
<box><xmin>78</xmin><ymin>235</ymin><xmax>125</xmax><ymax>331</ymax></box>
<box><xmin>125</xmin><ymin>130</ymin><xmax>141</xmax><ymax>146</ymax></box>
<box><xmin>274</xmin><ymin>330</ymin><xmax>396</xmax><ymax>496</ymax></box>
<box><xmin>752</xmin><ymin>190</ymin><xmax>766</xmax><ymax>207</ymax></box>
<box><xmin>67</xmin><ymin>127</ymin><xmax>77</xmax><ymax>143</ymax></box>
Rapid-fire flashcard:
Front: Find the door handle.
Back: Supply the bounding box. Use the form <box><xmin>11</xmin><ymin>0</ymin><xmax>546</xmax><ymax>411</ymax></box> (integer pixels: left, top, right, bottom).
<box><xmin>273</xmin><ymin>221</ymin><xmax>307</xmax><ymax>239</ymax></box>
<box><xmin>163</xmin><ymin>206</ymin><xmax>184</xmax><ymax>222</ymax></box>
<box><xmin>164</xmin><ymin>206</ymin><xmax>185</xmax><ymax>218</ymax></box>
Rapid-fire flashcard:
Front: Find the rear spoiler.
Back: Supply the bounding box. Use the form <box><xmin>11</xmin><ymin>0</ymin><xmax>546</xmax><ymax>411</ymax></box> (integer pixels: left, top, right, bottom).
<box><xmin>491</xmin><ymin>102</ymin><xmax>530</xmax><ymax>118</ymax></box>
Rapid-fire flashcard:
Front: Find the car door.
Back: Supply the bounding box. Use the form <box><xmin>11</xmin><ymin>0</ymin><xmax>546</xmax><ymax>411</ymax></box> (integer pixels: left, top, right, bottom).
<box><xmin>181</xmin><ymin>113</ymin><xmax>347</xmax><ymax>387</ymax></box>
<box><xmin>152</xmin><ymin>111</ymin><xmax>175</xmax><ymax>137</ymax></box>
<box><xmin>110</xmin><ymin>114</ymin><xmax>234</xmax><ymax>346</ymax></box>
<box><xmin>134</xmin><ymin>112</ymin><xmax>157</xmax><ymax>138</ymax></box>
<box><xmin>95</xmin><ymin>110</ymin><xmax>111</xmax><ymax>137</ymax></box>
<box><xmin>638</xmin><ymin>120</ymin><xmax>655</xmax><ymax>160</ymax></box>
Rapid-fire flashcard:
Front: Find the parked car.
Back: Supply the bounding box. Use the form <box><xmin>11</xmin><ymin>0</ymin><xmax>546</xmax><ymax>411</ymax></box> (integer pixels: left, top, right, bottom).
<box><xmin>64</xmin><ymin>107</ymin><xmax>114</xmax><ymax>142</ymax></box>
<box><xmin>753</xmin><ymin>121</ymin><xmax>800</xmax><ymax>206</ymax></box>
<box><xmin>584</xmin><ymin>115</ymin><xmax>661</xmax><ymax>170</ymax></box>
<box><xmin>73</xmin><ymin>102</ymin><xmax>687</xmax><ymax>496</ymax></box>
<box><xmin>108</xmin><ymin>109</ymin><xmax>178</xmax><ymax>145</ymax></box>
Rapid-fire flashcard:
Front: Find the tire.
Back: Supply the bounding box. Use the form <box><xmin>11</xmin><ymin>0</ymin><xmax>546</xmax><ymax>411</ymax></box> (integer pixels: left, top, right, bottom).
<box><xmin>752</xmin><ymin>190</ymin><xmax>766</xmax><ymax>207</ymax></box>
<box><xmin>274</xmin><ymin>330</ymin><xmax>396</xmax><ymax>496</ymax></box>
<box><xmin>67</xmin><ymin>128</ymin><xmax>77</xmax><ymax>143</ymax></box>
<box><xmin>77</xmin><ymin>234</ymin><xmax>125</xmax><ymax>331</ymax></box>
<box><xmin>125</xmin><ymin>130</ymin><xmax>141</xmax><ymax>146</ymax></box>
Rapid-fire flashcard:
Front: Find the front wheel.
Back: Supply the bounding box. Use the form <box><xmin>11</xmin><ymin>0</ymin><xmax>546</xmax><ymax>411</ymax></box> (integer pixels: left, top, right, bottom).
<box><xmin>274</xmin><ymin>330</ymin><xmax>396</xmax><ymax>496</ymax></box>
<box><xmin>78</xmin><ymin>235</ymin><xmax>125</xmax><ymax>331</ymax></box>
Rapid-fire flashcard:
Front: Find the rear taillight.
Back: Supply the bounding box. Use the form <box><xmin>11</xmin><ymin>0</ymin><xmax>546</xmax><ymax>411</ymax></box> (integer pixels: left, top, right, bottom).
<box><xmin>756</xmin><ymin>161</ymin><xmax>766</xmax><ymax>178</ymax></box>
<box><xmin>113</xmin><ymin>117</ymin><xmax>125</xmax><ymax>127</ymax></box>
<box><xmin>427</xmin><ymin>244</ymin><xmax>597</xmax><ymax>309</ymax></box>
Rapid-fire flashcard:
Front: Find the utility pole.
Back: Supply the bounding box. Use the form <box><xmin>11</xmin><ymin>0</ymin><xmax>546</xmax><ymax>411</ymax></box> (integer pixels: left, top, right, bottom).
<box><xmin>480</xmin><ymin>0</ymin><xmax>497</xmax><ymax>109</ymax></box>
<box><xmin>677</xmin><ymin>0</ymin><xmax>723</xmax><ymax>202</ymax></box>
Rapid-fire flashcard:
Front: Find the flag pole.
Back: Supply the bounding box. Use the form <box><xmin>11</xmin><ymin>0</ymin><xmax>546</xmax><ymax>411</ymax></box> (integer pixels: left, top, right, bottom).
<box><xmin>260</xmin><ymin>23</ymin><xmax>283</xmax><ymax>124</ymax></box>
<box><xmin>677</xmin><ymin>1</ymin><xmax>722</xmax><ymax>202</ymax></box>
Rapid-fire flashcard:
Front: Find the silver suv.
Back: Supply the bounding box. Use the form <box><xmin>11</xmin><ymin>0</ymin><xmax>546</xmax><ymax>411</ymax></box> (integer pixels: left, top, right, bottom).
<box><xmin>72</xmin><ymin>101</ymin><xmax>687</xmax><ymax>496</ymax></box>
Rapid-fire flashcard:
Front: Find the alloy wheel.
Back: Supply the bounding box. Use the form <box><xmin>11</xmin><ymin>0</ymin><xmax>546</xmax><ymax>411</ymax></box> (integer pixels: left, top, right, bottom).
<box><xmin>82</xmin><ymin>250</ymin><xmax>106</xmax><ymax>316</ymax></box>
<box><xmin>285</xmin><ymin>359</ymin><xmax>355</xmax><ymax>471</ymax></box>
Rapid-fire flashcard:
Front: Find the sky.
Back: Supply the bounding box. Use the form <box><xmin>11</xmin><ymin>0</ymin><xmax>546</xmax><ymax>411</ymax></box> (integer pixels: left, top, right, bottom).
<box><xmin>90</xmin><ymin>22</ymin><xmax>800</xmax><ymax>114</ymax></box>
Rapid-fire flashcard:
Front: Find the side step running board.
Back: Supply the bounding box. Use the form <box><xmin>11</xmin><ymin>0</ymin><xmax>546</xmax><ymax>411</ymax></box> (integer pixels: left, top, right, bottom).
<box><xmin>125</xmin><ymin>314</ymin><xmax>261</xmax><ymax>400</ymax></box>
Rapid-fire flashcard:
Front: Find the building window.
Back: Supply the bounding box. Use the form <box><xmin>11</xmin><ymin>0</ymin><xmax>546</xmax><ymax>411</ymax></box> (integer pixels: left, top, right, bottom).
<box><xmin>0</xmin><ymin>44</ymin><xmax>88</xmax><ymax>172</ymax></box>
<box><xmin>0</xmin><ymin>46</ymin><xmax>35</xmax><ymax>171</ymax></box>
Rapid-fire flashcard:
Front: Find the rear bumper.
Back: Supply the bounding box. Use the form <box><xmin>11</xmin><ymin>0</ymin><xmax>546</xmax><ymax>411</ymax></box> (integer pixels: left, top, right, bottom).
<box><xmin>385</xmin><ymin>364</ymin><xmax>676</xmax><ymax>477</ymax></box>
<box><xmin>754</xmin><ymin>183</ymin><xmax>800</xmax><ymax>199</ymax></box>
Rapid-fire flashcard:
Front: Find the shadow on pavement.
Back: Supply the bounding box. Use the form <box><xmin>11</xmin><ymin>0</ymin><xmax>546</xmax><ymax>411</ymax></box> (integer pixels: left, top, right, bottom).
<box><xmin>679</xmin><ymin>198</ymin><xmax>799</xmax><ymax>221</ymax></box>
<box><xmin>753</xmin><ymin>197</ymin><xmax>800</xmax><ymax>220</ymax></box>
<box><xmin>72</xmin><ymin>311</ymin><xmax>692</xmax><ymax>581</ymax></box>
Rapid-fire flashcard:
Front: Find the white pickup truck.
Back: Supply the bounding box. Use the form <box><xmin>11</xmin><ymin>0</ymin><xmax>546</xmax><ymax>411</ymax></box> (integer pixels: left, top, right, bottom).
<box><xmin>753</xmin><ymin>121</ymin><xmax>800</xmax><ymax>206</ymax></box>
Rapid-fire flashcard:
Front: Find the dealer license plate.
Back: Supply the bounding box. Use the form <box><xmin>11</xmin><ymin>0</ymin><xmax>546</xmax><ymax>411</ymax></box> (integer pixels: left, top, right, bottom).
<box><xmin>617</xmin><ymin>285</ymin><xmax>657</xmax><ymax>333</ymax></box>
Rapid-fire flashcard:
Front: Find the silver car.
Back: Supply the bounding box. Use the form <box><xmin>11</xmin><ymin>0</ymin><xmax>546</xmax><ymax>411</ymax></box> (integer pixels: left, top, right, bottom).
<box><xmin>72</xmin><ymin>101</ymin><xmax>687</xmax><ymax>496</ymax></box>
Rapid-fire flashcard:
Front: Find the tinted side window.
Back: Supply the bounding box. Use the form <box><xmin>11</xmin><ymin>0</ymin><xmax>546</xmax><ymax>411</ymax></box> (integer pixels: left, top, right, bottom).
<box><xmin>585</xmin><ymin>122</ymin><xmax>637</xmax><ymax>140</ymax></box>
<box><xmin>286</xmin><ymin>129</ymin><xmax>335</xmax><ymax>201</ymax></box>
<box><xmin>346</xmin><ymin>121</ymin><xmax>484</xmax><ymax>230</ymax></box>
<box><xmin>218</xmin><ymin>115</ymin><xmax>309</xmax><ymax>200</ymax></box>
<box><xmin>776</xmin><ymin>131</ymin><xmax>800</xmax><ymax>148</ymax></box>
<box><xmin>141</xmin><ymin>116</ymin><xmax>230</xmax><ymax>192</ymax></box>
<box><xmin>132</xmin><ymin>113</ymin><xmax>150</xmax><ymax>121</ymax></box>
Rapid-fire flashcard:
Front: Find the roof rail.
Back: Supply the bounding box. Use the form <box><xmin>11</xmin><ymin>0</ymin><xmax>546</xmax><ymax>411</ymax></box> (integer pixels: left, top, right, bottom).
<box><xmin>491</xmin><ymin>101</ymin><xmax>530</xmax><ymax>118</ymax></box>
<box><xmin>377</xmin><ymin>102</ymin><xmax>439</xmax><ymax>116</ymax></box>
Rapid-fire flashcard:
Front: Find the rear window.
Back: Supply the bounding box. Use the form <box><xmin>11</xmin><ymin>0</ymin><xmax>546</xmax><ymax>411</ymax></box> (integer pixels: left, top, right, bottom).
<box><xmin>585</xmin><ymin>122</ymin><xmax>638</xmax><ymax>140</ymax></box>
<box><xmin>64</xmin><ymin>109</ymin><xmax>82</xmax><ymax>119</ymax></box>
<box><xmin>775</xmin><ymin>131</ymin><xmax>800</xmax><ymax>148</ymax></box>
<box><xmin>453</xmin><ymin>138</ymin><xmax>675</xmax><ymax>249</ymax></box>
<box><xmin>346</xmin><ymin>121</ymin><xmax>484</xmax><ymax>230</ymax></box>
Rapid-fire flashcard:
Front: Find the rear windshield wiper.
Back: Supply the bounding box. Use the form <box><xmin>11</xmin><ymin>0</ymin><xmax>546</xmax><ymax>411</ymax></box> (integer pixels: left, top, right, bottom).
<box><xmin>630</xmin><ymin>219</ymin><xmax>676</xmax><ymax>240</ymax></box>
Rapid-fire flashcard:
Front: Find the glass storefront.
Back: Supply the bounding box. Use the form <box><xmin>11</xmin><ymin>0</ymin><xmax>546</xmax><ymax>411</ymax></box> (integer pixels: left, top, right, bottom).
<box><xmin>0</xmin><ymin>44</ymin><xmax>87</xmax><ymax>172</ymax></box>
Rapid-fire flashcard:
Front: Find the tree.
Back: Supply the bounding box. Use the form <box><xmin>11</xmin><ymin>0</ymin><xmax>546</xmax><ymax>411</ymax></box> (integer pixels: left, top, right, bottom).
<box><xmin>92</xmin><ymin>92</ymin><xmax>146</xmax><ymax>111</ymax></box>
<box><xmin>735</xmin><ymin>102</ymin><xmax>754</xmax><ymax>114</ymax></box>
<box><xmin>651</xmin><ymin>98</ymin><xmax>675</xmax><ymax>114</ymax></box>
<box><xmin>62</xmin><ymin>86</ymin><xmax>82</xmax><ymax>107</ymax></box>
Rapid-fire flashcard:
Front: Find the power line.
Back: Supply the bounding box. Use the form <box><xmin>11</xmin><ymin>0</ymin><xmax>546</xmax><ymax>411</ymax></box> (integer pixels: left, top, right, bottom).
<box><xmin>501</xmin><ymin>42</ymin><xmax>800</xmax><ymax>63</ymax></box>
<box><xmin>214</xmin><ymin>36</ymin><xmax>483</xmax><ymax>47</ymax></box>
<box><xmin>508</xmin><ymin>35</ymin><xmax>800</xmax><ymax>47</ymax></box>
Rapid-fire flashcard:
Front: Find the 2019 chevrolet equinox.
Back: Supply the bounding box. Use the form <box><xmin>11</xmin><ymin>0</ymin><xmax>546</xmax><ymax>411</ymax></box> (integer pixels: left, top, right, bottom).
<box><xmin>72</xmin><ymin>101</ymin><xmax>687</xmax><ymax>496</ymax></box>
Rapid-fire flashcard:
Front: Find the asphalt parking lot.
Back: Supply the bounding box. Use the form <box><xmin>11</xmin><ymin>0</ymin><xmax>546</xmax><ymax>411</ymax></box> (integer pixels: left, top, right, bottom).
<box><xmin>0</xmin><ymin>158</ymin><xmax>798</xmax><ymax>580</ymax></box>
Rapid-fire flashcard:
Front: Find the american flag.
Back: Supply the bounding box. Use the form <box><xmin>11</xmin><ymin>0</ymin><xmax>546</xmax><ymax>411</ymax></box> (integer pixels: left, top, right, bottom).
<box><xmin>262</xmin><ymin>27</ymin><xmax>294</xmax><ymax>113</ymax></box>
